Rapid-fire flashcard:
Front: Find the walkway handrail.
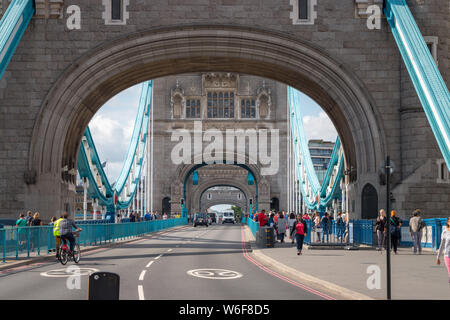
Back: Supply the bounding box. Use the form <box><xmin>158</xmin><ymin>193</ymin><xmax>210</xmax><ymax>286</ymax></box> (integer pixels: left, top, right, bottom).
<box><xmin>1</xmin><ymin>217</ymin><xmax>187</xmax><ymax>262</ymax></box>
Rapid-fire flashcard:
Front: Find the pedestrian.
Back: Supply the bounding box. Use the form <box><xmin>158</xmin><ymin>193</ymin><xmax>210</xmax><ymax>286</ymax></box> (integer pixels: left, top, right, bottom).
<box><xmin>144</xmin><ymin>211</ymin><xmax>151</xmax><ymax>221</ymax></box>
<box><xmin>15</xmin><ymin>213</ymin><xmax>28</xmax><ymax>249</ymax></box>
<box><xmin>302</xmin><ymin>212</ymin><xmax>310</xmax><ymax>221</ymax></box>
<box><xmin>288</xmin><ymin>212</ymin><xmax>297</xmax><ymax>244</ymax></box>
<box><xmin>31</xmin><ymin>212</ymin><xmax>43</xmax><ymax>226</ymax></box>
<box><xmin>25</xmin><ymin>211</ymin><xmax>33</xmax><ymax>226</ymax></box>
<box><xmin>295</xmin><ymin>215</ymin><xmax>308</xmax><ymax>255</ymax></box>
<box><xmin>390</xmin><ymin>210</ymin><xmax>402</xmax><ymax>255</ymax></box>
<box><xmin>130</xmin><ymin>211</ymin><xmax>136</xmax><ymax>222</ymax></box>
<box><xmin>336</xmin><ymin>212</ymin><xmax>345</xmax><ymax>243</ymax></box>
<box><xmin>163</xmin><ymin>213</ymin><xmax>168</xmax><ymax>220</ymax></box>
<box><xmin>409</xmin><ymin>209</ymin><xmax>425</xmax><ymax>254</ymax></box>
<box><xmin>321</xmin><ymin>212</ymin><xmax>330</xmax><ymax>243</ymax></box>
<box><xmin>276</xmin><ymin>212</ymin><xmax>287</xmax><ymax>243</ymax></box>
<box><xmin>436</xmin><ymin>217</ymin><xmax>450</xmax><ymax>283</ymax></box>
<box><xmin>375</xmin><ymin>209</ymin><xmax>387</xmax><ymax>251</ymax></box>
<box><xmin>258</xmin><ymin>210</ymin><xmax>268</xmax><ymax>227</ymax></box>
<box><xmin>48</xmin><ymin>217</ymin><xmax>57</xmax><ymax>253</ymax></box>
<box><xmin>48</xmin><ymin>216</ymin><xmax>57</xmax><ymax>227</ymax></box>
<box><xmin>313</xmin><ymin>212</ymin><xmax>321</xmax><ymax>242</ymax></box>
<box><xmin>30</xmin><ymin>212</ymin><xmax>42</xmax><ymax>252</ymax></box>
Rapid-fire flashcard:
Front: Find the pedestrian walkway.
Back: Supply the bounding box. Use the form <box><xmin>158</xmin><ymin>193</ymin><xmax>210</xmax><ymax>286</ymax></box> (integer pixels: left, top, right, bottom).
<box><xmin>244</xmin><ymin>226</ymin><xmax>449</xmax><ymax>300</ymax></box>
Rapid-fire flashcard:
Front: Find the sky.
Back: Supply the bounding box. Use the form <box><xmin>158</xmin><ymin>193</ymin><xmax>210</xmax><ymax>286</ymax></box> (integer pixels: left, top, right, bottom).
<box><xmin>89</xmin><ymin>81</ymin><xmax>338</xmax><ymax>190</ymax></box>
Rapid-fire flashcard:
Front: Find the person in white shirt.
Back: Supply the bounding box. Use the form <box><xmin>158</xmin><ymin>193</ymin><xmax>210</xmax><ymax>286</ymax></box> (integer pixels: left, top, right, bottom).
<box><xmin>436</xmin><ymin>217</ymin><xmax>450</xmax><ymax>283</ymax></box>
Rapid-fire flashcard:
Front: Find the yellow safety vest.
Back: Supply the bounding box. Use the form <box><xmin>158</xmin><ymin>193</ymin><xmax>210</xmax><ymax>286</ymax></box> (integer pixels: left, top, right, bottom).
<box><xmin>53</xmin><ymin>218</ymin><xmax>64</xmax><ymax>237</ymax></box>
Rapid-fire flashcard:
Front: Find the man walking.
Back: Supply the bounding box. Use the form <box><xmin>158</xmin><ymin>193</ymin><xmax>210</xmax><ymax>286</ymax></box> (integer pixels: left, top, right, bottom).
<box><xmin>409</xmin><ymin>209</ymin><xmax>425</xmax><ymax>254</ymax></box>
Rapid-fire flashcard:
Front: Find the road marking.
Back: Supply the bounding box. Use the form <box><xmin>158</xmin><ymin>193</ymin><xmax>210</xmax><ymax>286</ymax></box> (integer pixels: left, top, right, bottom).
<box><xmin>167</xmin><ymin>249</ymin><xmax>173</xmax><ymax>252</ymax></box>
<box><xmin>146</xmin><ymin>261</ymin><xmax>154</xmax><ymax>268</ymax></box>
<box><xmin>155</xmin><ymin>254</ymin><xmax>163</xmax><ymax>260</ymax></box>
<box><xmin>139</xmin><ymin>270</ymin><xmax>146</xmax><ymax>281</ymax></box>
<box><xmin>138</xmin><ymin>285</ymin><xmax>145</xmax><ymax>300</ymax></box>
<box><xmin>40</xmin><ymin>268</ymin><xmax>99</xmax><ymax>278</ymax></box>
<box><xmin>187</xmin><ymin>268</ymin><xmax>243</xmax><ymax>280</ymax></box>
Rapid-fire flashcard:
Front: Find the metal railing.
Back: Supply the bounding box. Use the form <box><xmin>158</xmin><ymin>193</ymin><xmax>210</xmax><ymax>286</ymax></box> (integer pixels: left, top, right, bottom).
<box><xmin>1</xmin><ymin>217</ymin><xmax>187</xmax><ymax>263</ymax></box>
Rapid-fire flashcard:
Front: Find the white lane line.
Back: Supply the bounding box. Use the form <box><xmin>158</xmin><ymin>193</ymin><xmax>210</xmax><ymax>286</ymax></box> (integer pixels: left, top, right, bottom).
<box><xmin>146</xmin><ymin>261</ymin><xmax>154</xmax><ymax>268</ymax></box>
<box><xmin>155</xmin><ymin>254</ymin><xmax>163</xmax><ymax>260</ymax></box>
<box><xmin>138</xmin><ymin>285</ymin><xmax>145</xmax><ymax>300</ymax></box>
<box><xmin>167</xmin><ymin>249</ymin><xmax>173</xmax><ymax>252</ymax></box>
<box><xmin>139</xmin><ymin>270</ymin><xmax>146</xmax><ymax>281</ymax></box>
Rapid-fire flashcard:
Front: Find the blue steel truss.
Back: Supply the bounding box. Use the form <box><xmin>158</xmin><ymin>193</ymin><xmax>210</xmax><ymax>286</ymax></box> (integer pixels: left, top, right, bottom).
<box><xmin>0</xmin><ymin>0</ymin><xmax>34</xmax><ymax>80</ymax></box>
<box><xmin>77</xmin><ymin>81</ymin><xmax>153</xmax><ymax>212</ymax></box>
<box><xmin>385</xmin><ymin>0</ymin><xmax>450</xmax><ymax>169</ymax></box>
<box><xmin>288</xmin><ymin>87</ymin><xmax>344</xmax><ymax>212</ymax></box>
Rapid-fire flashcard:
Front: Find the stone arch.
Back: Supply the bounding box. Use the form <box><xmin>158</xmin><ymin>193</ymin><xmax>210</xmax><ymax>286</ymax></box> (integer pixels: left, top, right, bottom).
<box><xmin>27</xmin><ymin>24</ymin><xmax>387</xmax><ymax>214</ymax></box>
<box><xmin>192</xmin><ymin>179</ymin><xmax>253</xmax><ymax>213</ymax></box>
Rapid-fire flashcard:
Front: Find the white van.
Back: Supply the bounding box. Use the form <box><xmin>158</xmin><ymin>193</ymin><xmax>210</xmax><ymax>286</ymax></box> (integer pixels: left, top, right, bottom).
<box><xmin>222</xmin><ymin>212</ymin><xmax>235</xmax><ymax>224</ymax></box>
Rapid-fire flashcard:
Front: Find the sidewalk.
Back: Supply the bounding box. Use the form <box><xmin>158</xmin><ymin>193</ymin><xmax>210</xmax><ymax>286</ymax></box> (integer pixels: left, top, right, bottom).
<box><xmin>244</xmin><ymin>226</ymin><xmax>450</xmax><ymax>300</ymax></box>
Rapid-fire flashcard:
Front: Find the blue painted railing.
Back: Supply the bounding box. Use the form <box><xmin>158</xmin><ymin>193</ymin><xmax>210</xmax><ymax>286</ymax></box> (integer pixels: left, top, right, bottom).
<box><xmin>0</xmin><ymin>217</ymin><xmax>187</xmax><ymax>263</ymax></box>
<box><xmin>0</xmin><ymin>0</ymin><xmax>34</xmax><ymax>80</ymax></box>
<box><xmin>385</xmin><ymin>0</ymin><xmax>450</xmax><ymax>168</ymax></box>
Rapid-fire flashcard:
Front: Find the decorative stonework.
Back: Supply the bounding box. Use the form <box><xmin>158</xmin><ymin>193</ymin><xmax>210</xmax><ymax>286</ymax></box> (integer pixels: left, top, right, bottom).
<box><xmin>170</xmin><ymin>81</ymin><xmax>185</xmax><ymax>119</ymax></box>
<box><xmin>202</xmin><ymin>73</ymin><xmax>238</xmax><ymax>90</ymax></box>
<box><xmin>354</xmin><ymin>0</ymin><xmax>384</xmax><ymax>18</ymax></box>
<box><xmin>35</xmin><ymin>0</ymin><xmax>64</xmax><ymax>19</ymax></box>
<box><xmin>256</xmin><ymin>83</ymin><xmax>272</xmax><ymax>119</ymax></box>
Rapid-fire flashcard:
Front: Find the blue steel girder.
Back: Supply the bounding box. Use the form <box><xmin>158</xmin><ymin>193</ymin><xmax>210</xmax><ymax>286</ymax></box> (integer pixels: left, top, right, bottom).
<box><xmin>77</xmin><ymin>81</ymin><xmax>153</xmax><ymax>211</ymax></box>
<box><xmin>385</xmin><ymin>0</ymin><xmax>450</xmax><ymax>169</ymax></box>
<box><xmin>288</xmin><ymin>87</ymin><xmax>345</xmax><ymax>212</ymax></box>
<box><xmin>0</xmin><ymin>0</ymin><xmax>34</xmax><ymax>80</ymax></box>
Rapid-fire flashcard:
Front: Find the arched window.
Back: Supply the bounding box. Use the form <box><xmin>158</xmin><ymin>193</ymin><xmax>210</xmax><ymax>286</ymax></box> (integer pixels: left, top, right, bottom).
<box><xmin>361</xmin><ymin>184</ymin><xmax>378</xmax><ymax>219</ymax></box>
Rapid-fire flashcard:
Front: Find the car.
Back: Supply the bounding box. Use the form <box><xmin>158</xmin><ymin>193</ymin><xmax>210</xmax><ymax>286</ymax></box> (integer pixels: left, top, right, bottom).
<box><xmin>193</xmin><ymin>213</ymin><xmax>209</xmax><ymax>227</ymax></box>
<box><xmin>222</xmin><ymin>212</ymin><xmax>235</xmax><ymax>224</ymax></box>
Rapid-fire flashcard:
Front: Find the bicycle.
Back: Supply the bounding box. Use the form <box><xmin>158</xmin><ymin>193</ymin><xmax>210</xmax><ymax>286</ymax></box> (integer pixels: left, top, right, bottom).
<box><xmin>58</xmin><ymin>230</ymin><xmax>82</xmax><ymax>265</ymax></box>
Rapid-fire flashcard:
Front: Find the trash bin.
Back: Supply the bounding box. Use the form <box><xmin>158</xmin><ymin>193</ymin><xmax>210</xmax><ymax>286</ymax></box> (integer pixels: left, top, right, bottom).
<box><xmin>256</xmin><ymin>226</ymin><xmax>275</xmax><ymax>248</ymax></box>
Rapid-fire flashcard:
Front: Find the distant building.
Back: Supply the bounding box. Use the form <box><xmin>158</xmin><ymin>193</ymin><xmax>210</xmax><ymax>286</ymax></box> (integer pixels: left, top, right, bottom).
<box><xmin>308</xmin><ymin>139</ymin><xmax>335</xmax><ymax>185</ymax></box>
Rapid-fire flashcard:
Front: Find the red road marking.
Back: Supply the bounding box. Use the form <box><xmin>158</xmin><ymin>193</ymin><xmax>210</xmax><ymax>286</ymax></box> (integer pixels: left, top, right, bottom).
<box><xmin>240</xmin><ymin>226</ymin><xmax>336</xmax><ymax>300</ymax></box>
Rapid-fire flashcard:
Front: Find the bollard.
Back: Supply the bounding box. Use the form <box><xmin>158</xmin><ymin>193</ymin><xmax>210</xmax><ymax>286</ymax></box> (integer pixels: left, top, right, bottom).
<box><xmin>88</xmin><ymin>272</ymin><xmax>120</xmax><ymax>300</ymax></box>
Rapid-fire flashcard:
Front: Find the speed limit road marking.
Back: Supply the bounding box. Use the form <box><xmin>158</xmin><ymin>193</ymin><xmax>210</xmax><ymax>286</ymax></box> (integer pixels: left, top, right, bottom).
<box><xmin>187</xmin><ymin>268</ymin><xmax>243</xmax><ymax>280</ymax></box>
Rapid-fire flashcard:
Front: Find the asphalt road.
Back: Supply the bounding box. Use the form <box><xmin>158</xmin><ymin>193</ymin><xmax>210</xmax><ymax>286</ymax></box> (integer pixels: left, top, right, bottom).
<box><xmin>0</xmin><ymin>224</ymin><xmax>335</xmax><ymax>300</ymax></box>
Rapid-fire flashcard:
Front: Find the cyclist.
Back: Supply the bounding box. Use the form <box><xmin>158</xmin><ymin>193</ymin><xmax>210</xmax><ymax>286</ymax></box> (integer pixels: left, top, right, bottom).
<box><xmin>58</xmin><ymin>212</ymin><xmax>82</xmax><ymax>256</ymax></box>
<box><xmin>52</xmin><ymin>214</ymin><xmax>64</xmax><ymax>258</ymax></box>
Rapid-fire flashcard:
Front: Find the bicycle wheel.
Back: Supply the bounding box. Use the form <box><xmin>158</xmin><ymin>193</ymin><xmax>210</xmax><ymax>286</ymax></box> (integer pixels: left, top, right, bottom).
<box><xmin>73</xmin><ymin>244</ymin><xmax>81</xmax><ymax>264</ymax></box>
<box><xmin>59</xmin><ymin>247</ymin><xmax>68</xmax><ymax>265</ymax></box>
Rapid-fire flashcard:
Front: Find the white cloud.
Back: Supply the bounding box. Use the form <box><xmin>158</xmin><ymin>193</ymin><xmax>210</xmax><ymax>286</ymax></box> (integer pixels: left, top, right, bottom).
<box><xmin>89</xmin><ymin>114</ymin><xmax>135</xmax><ymax>183</ymax></box>
<box><xmin>303</xmin><ymin>112</ymin><xmax>338</xmax><ymax>143</ymax></box>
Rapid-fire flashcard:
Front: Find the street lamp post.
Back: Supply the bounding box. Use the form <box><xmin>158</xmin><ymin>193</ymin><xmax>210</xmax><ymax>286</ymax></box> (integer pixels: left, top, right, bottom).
<box><xmin>384</xmin><ymin>156</ymin><xmax>393</xmax><ymax>300</ymax></box>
